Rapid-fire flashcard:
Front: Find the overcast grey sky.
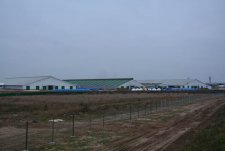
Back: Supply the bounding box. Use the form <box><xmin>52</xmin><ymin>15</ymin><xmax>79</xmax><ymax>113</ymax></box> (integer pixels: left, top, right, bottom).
<box><xmin>0</xmin><ymin>0</ymin><xmax>225</xmax><ymax>82</ymax></box>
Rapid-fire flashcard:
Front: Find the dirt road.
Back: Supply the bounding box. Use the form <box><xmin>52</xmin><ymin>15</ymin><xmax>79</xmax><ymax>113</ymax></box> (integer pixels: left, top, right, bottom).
<box><xmin>104</xmin><ymin>97</ymin><xmax>225</xmax><ymax>151</ymax></box>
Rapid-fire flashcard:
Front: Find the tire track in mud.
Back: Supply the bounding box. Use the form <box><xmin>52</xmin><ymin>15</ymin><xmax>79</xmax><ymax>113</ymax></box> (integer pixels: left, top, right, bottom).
<box><xmin>104</xmin><ymin>97</ymin><xmax>225</xmax><ymax>151</ymax></box>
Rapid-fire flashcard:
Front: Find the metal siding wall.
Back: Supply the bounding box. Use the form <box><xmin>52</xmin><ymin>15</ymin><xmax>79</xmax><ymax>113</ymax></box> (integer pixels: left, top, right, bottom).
<box><xmin>4</xmin><ymin>85</ymin><xmax>23</xmax><ymax>90</ymax></box>
<box><xmin>29</xmin><ymin>78</ymin><xmax>75</xmax><ymax>90</ymax></box>
<box><xmin>119</xmin><ymin>80</ymin><xmax>144</xmax><ymax>89</ymax></box>
<box><xmin>189</xmin><ymin>81</ymin><xmax>207</xmax><ymax>88</ymax></box>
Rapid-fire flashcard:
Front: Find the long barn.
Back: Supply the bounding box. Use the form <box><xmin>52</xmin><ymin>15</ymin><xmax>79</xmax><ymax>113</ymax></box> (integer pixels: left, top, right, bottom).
<box><xmin>0</xmin><ymin>76</ymin><xmax>76</xmax><ymax>90</ymax></box>
<box><xmin>64</xmin><ymin>78</ymin><xmax>144</xmax><ymax>90</ymax></box>
<box><xmin>139</xmin><ymin>79</ymin><xmax>211</xmax><ymax>90</ymax></box>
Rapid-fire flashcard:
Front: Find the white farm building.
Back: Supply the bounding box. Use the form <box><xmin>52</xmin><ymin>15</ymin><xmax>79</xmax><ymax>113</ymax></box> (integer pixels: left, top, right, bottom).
<box><xmin>0</xmin><ymin>76</ymin><xmax>77</xmax><ymax>90</ymax></box>
<box><xmin>140</xmin><ymin>79</ymin><xmax>211</xmax><ymax>90</ymax></box>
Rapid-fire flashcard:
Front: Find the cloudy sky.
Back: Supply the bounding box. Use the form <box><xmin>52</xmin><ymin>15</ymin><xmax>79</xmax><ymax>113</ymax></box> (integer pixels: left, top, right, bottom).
<box><xmin>0</xmin><ymin>0</ymin><xmax>225</xmax><ymax>82</ymax></box>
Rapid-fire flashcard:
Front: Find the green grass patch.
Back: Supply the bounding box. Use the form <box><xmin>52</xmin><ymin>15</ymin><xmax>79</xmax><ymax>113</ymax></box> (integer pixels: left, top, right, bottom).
<box><xmin>179</xmin><ymin>105</ymin><xmax>225</xmax><ymax>151</ymax></box>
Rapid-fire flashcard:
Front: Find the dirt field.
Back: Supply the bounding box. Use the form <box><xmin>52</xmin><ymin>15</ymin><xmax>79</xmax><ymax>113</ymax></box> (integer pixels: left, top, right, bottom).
<box><xmin>0</xmin><ymin>92</ymin><xmax>224</xmax><ymax>151</ymax></box>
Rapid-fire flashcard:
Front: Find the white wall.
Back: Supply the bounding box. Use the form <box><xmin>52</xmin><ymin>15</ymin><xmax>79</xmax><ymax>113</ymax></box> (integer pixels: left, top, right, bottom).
<box><xmin>4</xmin><ymin>85</ymin><xmax>23</xmax><ymax>90</ymax></box>
<box><xmin>118</xmin><ymin>80</ymin><xmax>144</xmax><ymax>89</ymax></box>
<box><xmin>26</xmin><ymin>77</ymin><xmax>76</xmax><ymax>90</ymax></box>
<box><xmin>161</xmin><ymin>80</ymin><xmax>209</xmax><ymax>89</ymax></box>
<box><xmin>186</xmin><ymin>80</ymin><xmax>208</xmax><ymax>88</ymax></box>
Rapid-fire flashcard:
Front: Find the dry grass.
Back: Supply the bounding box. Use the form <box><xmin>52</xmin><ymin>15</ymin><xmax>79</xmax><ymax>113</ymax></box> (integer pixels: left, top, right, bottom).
<box><xmin>0</xmin><ymin>93</ymin><xmax>189</xmax><ymax>126</ymax></box>
<box><xmin>0</xmin><ymin>93</ymin><xmax>187</xmax><ymax>110</ymax></box>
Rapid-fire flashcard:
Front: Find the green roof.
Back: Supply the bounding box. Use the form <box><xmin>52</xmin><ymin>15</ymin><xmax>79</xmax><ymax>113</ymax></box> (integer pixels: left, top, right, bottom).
<box><xmin>64</xmin><ymin>78</ymin><xmax>133</xmax><ymax>90</ymax></box>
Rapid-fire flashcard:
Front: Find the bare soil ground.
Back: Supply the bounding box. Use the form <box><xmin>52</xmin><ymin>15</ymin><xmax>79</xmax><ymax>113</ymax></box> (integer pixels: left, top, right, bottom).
<box><xmin>104</xmin><ymin>97</ymin><xmax>225</xmax><ymax>151</ymax></box>
<box><xmin>0</xmin><ymin>93</ymin><xmax>224</xmax><ymax>151</ymax></box>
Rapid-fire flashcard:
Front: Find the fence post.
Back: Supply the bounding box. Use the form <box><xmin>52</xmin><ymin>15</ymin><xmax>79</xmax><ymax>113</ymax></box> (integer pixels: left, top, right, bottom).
<box><xmin>114</xmin><ymin>109</ymin><xmax>117</xmax><ymax>120</ymax></box>
<box><xmin>137</xmin><ymin>104</ymin><xmax>140</xmax><ymax>118</ymax></box>
<box><xmin>102</xmin><ymin>110</ymin><xmax>105</xmax><ymax>128</ymax></box>
<box><xmin>144</xmin><ymin>103</ymin><xmax>147</xmax><ymax>116</ymax></box>
<box><xmin>160</xmin><ymin>100</ymin><xmax>162</xmax><ymax>111</ymax></box>
<box><xmin>149</xmin><ymin>103</ymin><xmax>151</xmax><ymax>114</ymax></box>
<box><xmin>129</xmin><ymin>104</ymin><xmax>132</xmax><ymax>122</ymax></box>
<box><xmin>165</xmin><ymin>100</ymin><xmax>167</xmax><ymax>109</ymax></box>
<box><xmin>23</xmin><ymin>121</ymin><xmax>29</xmax><ymax>151</ymax></box>
<box><xmin>169</xmin><ymin>100</ymin><xmax>171</xmax><ymax>108</ymax></box>
<box><xmin>171</xmin><ymin>100</ymin><xmax>174</xmax><ymax>108</ymax></box>
<box><xmin>89</xmin><ymin>114</ymin><xmax>92</xmax><ymax>131</ymax></box>
<box><xmin>188</xmin><ymin>96</ymin><xmax>190</xmax><ymax>104</ymax></box>
<box><xmin>72</xmin><ymin>114</ymin><xmax>75</xmax><ymax>136</ymax></box>
<box><xmin>50</xmin><ymin>118</ymin><xmax>55</xmax><ymax>144</ymax></box>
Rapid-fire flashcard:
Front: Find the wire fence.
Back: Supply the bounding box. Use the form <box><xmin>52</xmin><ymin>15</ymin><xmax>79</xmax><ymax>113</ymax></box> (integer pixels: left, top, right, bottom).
<box><xmin>1</xmin><ymin>93</ymin><xmax>224</xmax><ymax>151</ymax></box>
